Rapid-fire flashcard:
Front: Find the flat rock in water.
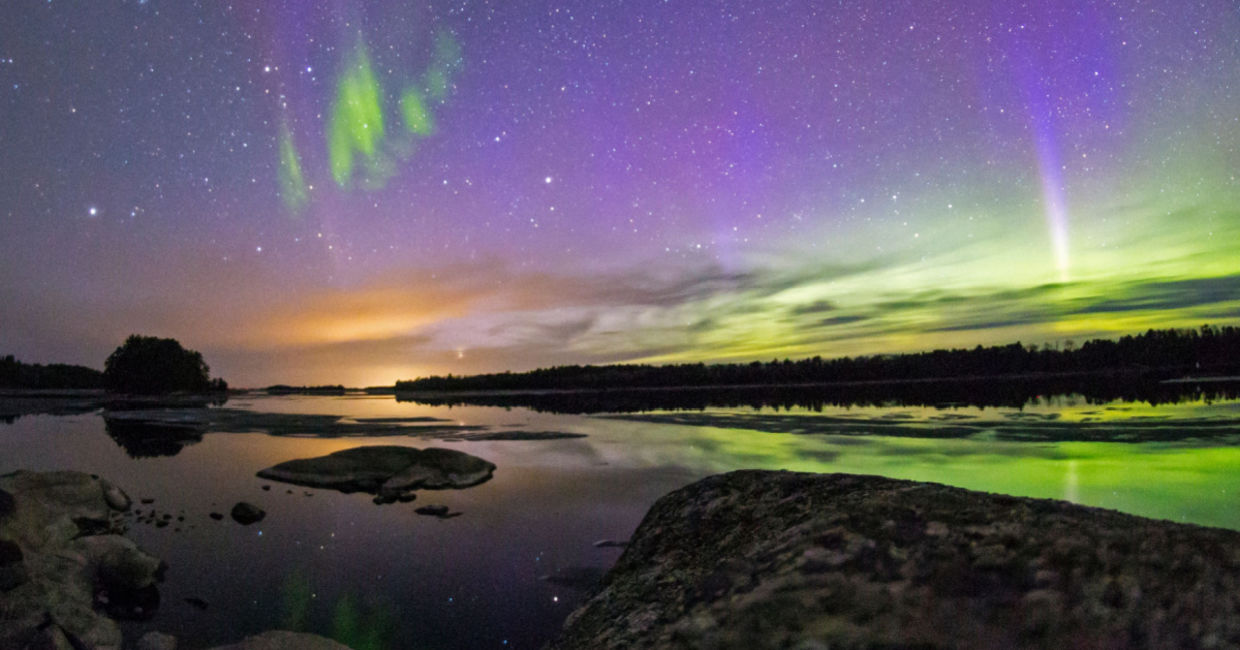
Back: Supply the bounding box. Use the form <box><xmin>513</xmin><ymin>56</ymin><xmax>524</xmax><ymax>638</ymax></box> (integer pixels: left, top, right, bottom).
<box><xmin>414</xmin><ymin>504</ymin><xmax>449</xmax><ymax>517</ymax></box>
<box><xmin>550</xmin><ymin>470</ymin><xmax>1240</xmax><ymax>649</ymax></box>
<box><xmin>256</xmin><ymin>446</ymin><xmax>495</xmax><ymax>501</ymax></box>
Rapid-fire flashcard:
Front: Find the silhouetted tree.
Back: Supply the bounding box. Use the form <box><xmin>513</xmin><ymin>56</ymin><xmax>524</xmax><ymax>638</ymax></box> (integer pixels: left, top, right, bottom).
<box><xmin>103</xmin><ymin>335</ymin><xmax>225</xmax><ymax>394</ymax></box>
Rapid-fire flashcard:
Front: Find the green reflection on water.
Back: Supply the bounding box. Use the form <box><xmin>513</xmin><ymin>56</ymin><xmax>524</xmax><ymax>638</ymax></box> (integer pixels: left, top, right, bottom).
<box><xmin>647</xmin><ymin>420</ymin><xmax>1240</xmax><ymax>530</ymax></box>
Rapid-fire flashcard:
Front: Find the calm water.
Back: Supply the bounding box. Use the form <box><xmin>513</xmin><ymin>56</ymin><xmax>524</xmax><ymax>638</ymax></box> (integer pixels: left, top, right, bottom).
<box><xmin>3</xmin><ymin>393</ymin><xmax>1240</xmax><ymax>648</ymax></box>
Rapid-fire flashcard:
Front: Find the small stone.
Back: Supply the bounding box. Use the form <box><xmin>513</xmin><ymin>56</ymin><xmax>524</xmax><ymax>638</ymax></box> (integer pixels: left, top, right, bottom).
<box><xmin>101</xmin><ymin>479</ymin><xmax>133</xmax><ymax>511</ymax></box>
<box><xmin>261</xmin><ymin>485</ymin><xmax>271</xmax><ymax>491</ymax></box>
<box><xmin>230</xmin><ymin>502</ymin><xmax>266</xmax><ymax>525</ymax></box>
<box><xmin>415</xmin><ymin>505</ymin><xmax>450</xmax><ymax>517</ymax></box>
<box><xmin>209</xmin><ymin>512</ymin><xmax>224</xmax><ymax>521</ymax></box>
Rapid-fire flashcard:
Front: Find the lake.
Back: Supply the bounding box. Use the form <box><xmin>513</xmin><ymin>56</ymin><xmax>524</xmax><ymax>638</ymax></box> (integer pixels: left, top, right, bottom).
<box><xmin>3</xmin><ymin>390</ymin><xmax>1240</xmax><ymax>649</ymax></box>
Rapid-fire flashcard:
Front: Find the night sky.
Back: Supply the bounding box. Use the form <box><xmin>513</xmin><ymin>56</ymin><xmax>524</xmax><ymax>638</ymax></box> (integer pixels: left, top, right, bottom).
<box><xmin>2</xmin><ymin>0</ymin><xmax>1238</xmax><ymax>387</ymax></box>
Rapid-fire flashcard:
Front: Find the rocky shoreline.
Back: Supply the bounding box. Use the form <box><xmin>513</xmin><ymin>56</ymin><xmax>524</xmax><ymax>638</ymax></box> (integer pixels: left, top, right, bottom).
<box><xmin>0</xmin><ymin>470</ymin><xmax>350</xmax><ymax>650</ymax></box>
<box><xmin>9</xmin><ymin>467</ymin><xmax>1240</xmax><ymax>648</ymax></box>
<box><xmin>549</xmin><ymin>470</ymin><xmax>1240</xmax><ymax>648</ymax></box>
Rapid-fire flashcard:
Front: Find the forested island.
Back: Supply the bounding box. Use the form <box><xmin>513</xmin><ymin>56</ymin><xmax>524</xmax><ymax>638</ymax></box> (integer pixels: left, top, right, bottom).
<box><xmin>397</xmin><ymin>326</ymin><xmax>1240</xmax><ymax>394</ymax></box>
<box><xmin>0</xmin><ymin>355</ymin><xmax>103</xmax><ymax>390</ymax></box>
<box><xmin>2</xmin><ymin>335</ymin><xmax>226</xmax><ymax>394</ymax></box>
<box><xmin>264</xmin><ymin>385</ymin><xmax>347</xmax><ymax>395</ymax></box>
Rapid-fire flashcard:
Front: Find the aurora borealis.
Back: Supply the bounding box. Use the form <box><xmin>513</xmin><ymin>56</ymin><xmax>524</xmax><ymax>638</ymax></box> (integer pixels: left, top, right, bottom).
<box><xmin>1</xmin><ymin>1</ymin><xmax>1237</xmax><ymax>386</ymax></box>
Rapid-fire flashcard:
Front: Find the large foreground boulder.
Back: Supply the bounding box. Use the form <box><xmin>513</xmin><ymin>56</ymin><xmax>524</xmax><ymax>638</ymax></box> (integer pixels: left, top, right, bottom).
<box><xmin>0</xmin><ymin>471</ymin><xmax>163</xmax><ymax>649</ymax></box>
<box><xmin>256</xmin><ymin>446</ymin><xmax>495</xmax><ymax>502</ymax></box>
<box><xmin>550</xmin><ymin>471</ymin><xmax>1240</xmax><ymax>649</ymax></box>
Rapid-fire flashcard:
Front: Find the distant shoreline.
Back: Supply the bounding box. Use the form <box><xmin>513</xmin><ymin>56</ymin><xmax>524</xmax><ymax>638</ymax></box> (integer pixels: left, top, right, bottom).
<box><xmin>396</xmin><ymin>369</ymin><xmax>1240</xmax><ymax>400</ymax></box>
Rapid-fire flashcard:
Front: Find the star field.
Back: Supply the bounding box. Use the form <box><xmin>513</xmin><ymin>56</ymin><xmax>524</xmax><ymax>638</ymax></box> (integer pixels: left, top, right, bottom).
<box><xmin>1</xmin><ymin>0</ymin><xmax>1237</xmax><ymax>386</ymax></box>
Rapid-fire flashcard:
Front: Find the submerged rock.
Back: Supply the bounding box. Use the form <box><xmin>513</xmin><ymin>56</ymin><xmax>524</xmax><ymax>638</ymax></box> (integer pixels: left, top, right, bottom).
<box><xmin>138</xmin><ymin>631</ymin><xmax>179</xmax><ymax>650</ymax></box>
<box><xmin>138</xmin><ymin>629</ymin><xmax>352</xmax><ymax>650</ymax></box>
<box><xmin>550</xmin><ymin>470</ymin><xmax>1240</xmax><ymax>649</ymax></box>
<box><xmin>0</xmin><ymin>470</ymin><xmax>163</xmax><ymax>649</ymax></box>
<box><xmin>230</xmin><ymin>502</ymin><xmax>266</xmax><ymax>525</ymax></box>
<box><xmin>208</xmin><ymin>630</ymin><xmax>354</xmax><ymax>649</ymax></box>
<box><xmin>256</xmin><ymin>445</ymin><xmax>495</xmax><ymax>502</ymax></box>
<box><xmin>539</xmin><ymin>566</ymin><xmax>608</xmax><ymax>591</ymax></box>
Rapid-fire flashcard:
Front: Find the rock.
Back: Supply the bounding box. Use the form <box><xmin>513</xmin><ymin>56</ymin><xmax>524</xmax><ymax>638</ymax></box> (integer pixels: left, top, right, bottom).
<box><xmin>89</xmin><ymin>536</ymin><xmax>164</xmax><ymax>591</ymax></box>
<box><xmin>0</xmin><ymin>488</ymin><xmax>14</xmax><ymax>519</ymax></box>
<box><xmin>230</xmin><ymin>502</ymin><xmax>266</xmax><ymax>525</ymax></box>
<box><xmin>0</xmin><ymin>470</ymin><xmax>163</xmax><ymax>649</ymax></box>
<box><xmin>100</xmin><ymin>479</ymin><xmax>132</xmax><ymax>512</ymax></box>
<box><xmin>72</xmin><ymin>535</ymin><xmax>163</xmax><ymax>621</ymax></box>
<box><xmin>0</xmin><ymin>538</ymin><xmax>27</xmax><ymax>591</ymax></box>
<box><xmin>0</xmin><ymin>471</ymin><xmax>119</xmax><ymax>548</ymax></box>
<box><xmin>138</xmin><ymin>631</ymin><xmax>179</xmax><ymax>650</ymax></box>
<box><xmin>207</xmin><ymin>630</ymin><xmax>354</xmax><ymax>649</ymax></box>
<box><xmin>0</xmin><ymin>538</ymin><xmax>22</xmax><ymax>564</ymax></box>
<box><xmin>24</xmin><ymin>623</ymin><xmax>77</xmax><ymax>650</ymax></box>
<box><xmin>592</xmin><ymin>539</ymin><xmax>628</xmax><ymax>549</ymax></box>
<box><xmin>414</xmin><ymin>505</ymin><xmax>449</xmax><ymax>517</ymax></box>
<box><xmin>550</xmin><ymin>470</ymin><xmax>1240</xmax><ymax>649</ymax></box>
<box><xmin>209</xmin><ymin>512</ymin><xmax>224</xmax><ymax>520</ymax></box>
<box><xmin>256</xmin><ymin>446</ymin><xmax>495</xmax><ymax>502</ymax></box>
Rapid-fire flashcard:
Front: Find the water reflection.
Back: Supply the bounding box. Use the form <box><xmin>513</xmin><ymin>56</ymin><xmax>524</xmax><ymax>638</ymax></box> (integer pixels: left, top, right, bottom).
<box><xmin>0</xmin><ymin>393</ymin><xmax>1238</xmax><ymax>648</ymax></box>
<box><xmin>103</xmin><ymin>418</ymin><xmax>204</xmax><ymax>458</ymax></box>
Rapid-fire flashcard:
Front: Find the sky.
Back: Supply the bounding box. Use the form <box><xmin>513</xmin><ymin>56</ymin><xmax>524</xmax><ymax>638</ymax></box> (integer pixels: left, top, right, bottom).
<box><xmin>1</xmin><ymin>0</ymin><xmax>1238</xmax><ymax>387</ymax></box>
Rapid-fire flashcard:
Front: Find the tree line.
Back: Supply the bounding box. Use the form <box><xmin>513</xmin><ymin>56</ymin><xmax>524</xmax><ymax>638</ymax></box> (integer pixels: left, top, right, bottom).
<box><xmin>3</xmin><ymin>334</ymin><xmax>227</xmax><ymax>394</ymax></box>
<box><xmin>396</xmin><ymin>325</ymin><xmax>1240</xmax><ymax>393</ymax></box>
<box><xmin>0</xmin><ymin>355</ymin><xmax>103</xmax><ymax>389</ymax></box>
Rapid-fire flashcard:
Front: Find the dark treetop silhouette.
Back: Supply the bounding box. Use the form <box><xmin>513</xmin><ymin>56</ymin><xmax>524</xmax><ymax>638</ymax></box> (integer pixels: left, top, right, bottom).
<box><xmin>103</xmin><ymin>335</ymin><xmax>227</xmax><ymax>395</ymax></box>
